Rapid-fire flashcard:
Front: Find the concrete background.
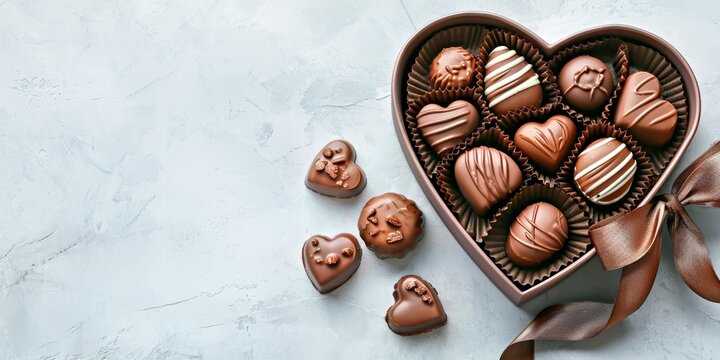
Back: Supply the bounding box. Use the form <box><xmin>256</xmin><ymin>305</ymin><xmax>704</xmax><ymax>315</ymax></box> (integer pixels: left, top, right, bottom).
<box><xmin>1</xmin><ymin>0</ymin><xmax>719</xmax><ymax>359</ymax></box>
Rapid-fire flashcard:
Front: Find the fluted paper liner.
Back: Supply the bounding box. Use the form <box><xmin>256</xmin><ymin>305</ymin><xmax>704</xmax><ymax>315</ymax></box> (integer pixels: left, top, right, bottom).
<box><xmin>611</xmin><ymin>42</ymin><xmax>689</xmax><ymax>176</ymax></box>
<box><xmin>477</xmin><ymin>29</ymin><xmax>561</xmax><ymax>116</ymax></box>
<box><xmin>435</xmin><ymin>127</ymin><xmax>534</xmax><ymax>240</ymax></box>
<box><xmin>549</xmin><ymin>38</ymin><xmax>629</xmax><ymax>124</ymax></box>
<box><xmin>483</xmin><ymin>183</ymin><xmax>591</xmax><ymax>288</ymax></box>
<box><xmin>405</xmin><ymin>88</ymin><xmax>488</xmax><ymax>176</ymax></box>
<box><xmin>556</xmin><ymin>123</ymin><xmax>653</xmax><ymax>224</ymax></box>
<box><xmin>496</xmin><ymin>103</ymin><xmax>585</xmax><ymax>186</ymax></box>
<box><xmin>407</xmin><ymin>25</ymin><xmax>488</xmax><ymax>102</ymax></box>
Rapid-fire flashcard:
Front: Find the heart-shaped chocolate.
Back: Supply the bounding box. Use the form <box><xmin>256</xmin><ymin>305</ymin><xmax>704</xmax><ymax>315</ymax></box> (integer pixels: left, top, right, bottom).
<box><xmin>305</xmin><ymin>140</ymin><xmax>366</xmax><ymax>198</ymax></box>
<box><xmin>302</xmin><ymin>233</ymin><xmax>362</xmax><ymax>294</ymax></box>
<box><xmin>614</xmin><ymin>71</ymin><xmax>678</xmax><ymax>147</ymax></box>
<box><xmin>417</xmin><ymin>100</ymin><xmax>480</xmax><ymax>157</ymax></box>
<box><xmin>385</xmin><ymin>275</ymin><xmax>447</xmax><ymax>335</ymax></box>
<box><xmin>392</xmin><ymin>13</ymin><xmax>700</xmax><ymax>304</ymax></box>
<box><xmin>514</xmin><ymin>114</ymin><xmax>577</xmax><ymax>173</ymax></box>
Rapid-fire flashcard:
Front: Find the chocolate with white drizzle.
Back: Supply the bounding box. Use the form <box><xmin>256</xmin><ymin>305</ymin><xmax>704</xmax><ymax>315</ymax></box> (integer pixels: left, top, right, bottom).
<box><xmin>614</xmin><ymin>71</ymin><xmax>677</xmax><ymax>147</ymax></box>
<box><xmin>574</xmin><ymin>137</ymin><xmax>637</xmax><ymax>205</ymax></box>
<box><xmin>483</xmin><ymin>46</ymin><xmax>543</xmax><ymax>115</ymax></box>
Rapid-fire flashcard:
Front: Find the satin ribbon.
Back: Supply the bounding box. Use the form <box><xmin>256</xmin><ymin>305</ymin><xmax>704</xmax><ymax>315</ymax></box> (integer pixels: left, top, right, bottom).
<box><xmin>502</xmin><ymin>142</ymin><xmax>720</xmax><ymax>360</ymax></box>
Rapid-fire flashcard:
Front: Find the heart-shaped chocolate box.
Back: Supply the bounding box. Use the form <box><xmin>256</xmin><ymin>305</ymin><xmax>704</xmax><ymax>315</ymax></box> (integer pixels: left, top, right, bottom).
<box><xmin>391</xmin><ymin>13</ymin><xmax>700</xmax><ymax>304</ymax></box>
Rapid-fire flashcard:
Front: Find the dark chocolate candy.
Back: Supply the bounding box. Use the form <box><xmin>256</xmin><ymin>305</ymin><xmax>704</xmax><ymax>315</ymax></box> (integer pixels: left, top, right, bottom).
<box><xmin>559</xmin><ymin>55</ymin><xmax>614</xmax><ymax>112</ymax></box>
<box><xmin>358</xmin><ymin>193</ymin><xmax>423</xmax><ymax>259</ymax></box>
<box><xmin>385</xmin><ymin>275</ymin><xmax>447</xmax><ymax>336</ymax></box>
<box><xmin>514</xmin><ymin>114</ymin><xmax>577</xmax><ymax>173</ymax></box>
<box><xmin>454</xmin><ymin>146</ymin><xmax>522</xmax><ymax>216</ymax></box>
<box><xmin>302</xmin><ymin>233</ymin><xmax>362</xmax><ymax>294</ymax></box>
<box><xmin>429</xmin><ymin>47</ymin><xmax>476</xmax><ymax>89</ymax></box>
<box><xmin>305</xmin><ymin>140</ymin><xmax>366</xmax><ymax>198</ymax></box>
<box><xmin>417</xmin><ymin>100</ymin><xmax>480</xmax><ymax>158</ymax></box>
<box><xmin>574</xmin><ymin>138</ymin><xmax>636</xmax><ymax>205</ymax></box>
<box><xmin>614</xmin><ymin>71</ymin><xmax>677</xmax><ymax>147</ymax></box>
<box><xmin>506</xmin><ymin>202</ymin><xmax>568</xmax><ymax>267</ymax></box>
<box><xmin>484</xmin><ymin>46</ymin><xmax>543</xmax><ymax>114</ymax></box>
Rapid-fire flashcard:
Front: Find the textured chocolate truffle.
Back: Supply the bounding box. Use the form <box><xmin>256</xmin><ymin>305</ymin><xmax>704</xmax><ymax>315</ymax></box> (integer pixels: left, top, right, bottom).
<box><xmin>358</xmin><ymin>193</ymin><xmax>423</xmax><ymax>259</ymax></box>
<box><xmin>559</xmin><ymin>56</ymin><xmax>614</xmax><ymax>112</ymax></box>
<box><xmin>574</xmin><ymin>138</ymin><xmax>637</xmax><ymax>205</ymax></box>
<box><xmin>454</xmin><ymin>146</ymin><xmax>523</xmax><ymax>216</ymax></box>
<box><xmin>614</xmin><ymin>71</ymin><xmax>677</xmax><ymax>147</ymax></box>
<box><xmin>417</xmin><ymin>100</ymin><xmax>480</xmax><ymax>157</ymax></box>
<box><xmin>483</xmin><ymin>46</ymin><xmax>543</xmax><ymax>114</ymax></box>
<box><xmin>305</xmin><ymin>140</ymin><xmax>366</xmax><ymax>198</ymax></box>
<box><xmin>429</xmin><ymin>47</ymin><xmax>476</xmax><ymax>88</ymax></box>
<box><xmin>385</xmin><ymin>275</ymin><xmax>447</xmax><ymax>336</ymax></box>
<box><xmin>506</xmin><ymin>202</ymin><xmax>568</xmax><ymax>267</ymax></box>
<box><xmin>302</xmin><ymin>233</ymin><xmax>362</xmax><ymax>294</ymax></box>
<box><xmin>514</xmin><ymin>115</ymin><xmax>577</xmax><ymax>173</ymax></box>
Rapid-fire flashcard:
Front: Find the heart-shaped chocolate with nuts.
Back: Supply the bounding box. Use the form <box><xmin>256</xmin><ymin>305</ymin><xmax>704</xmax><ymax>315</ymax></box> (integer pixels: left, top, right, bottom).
<box><xmin>614</xmin><ymin>71</ymin><xmax>678</xmax><ymax>147</ymax></box>
<box><xmin>305</xmin><ymin>140</ymin><xmax>366</xmax><ymax>198</ymax></box>
<box><xmin>385</xmin><ymin>275</ymin><xmax>447</xmax><ymax>336</ymax></box>
<box><xmin>302</xmin><ymin>233</ymin><xmax>362</xmax><ymax>294</ymax></box>
<box><xmin>417</xmin><ymin>100</ymin><xmax>480</xmax><ymax>157</ymax></box>
<box><xmin>514</xmin><ymin>114</ymin><xmax>577</xmax><ymax>173</ymax></box>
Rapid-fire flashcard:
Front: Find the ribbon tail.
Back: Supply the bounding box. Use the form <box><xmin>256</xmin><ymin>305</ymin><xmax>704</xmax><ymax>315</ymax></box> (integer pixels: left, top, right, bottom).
<box><xmin>670</xmin><ymin>208</ymin><xmax>720</xmax><ymax>302</ymax></box>
<box><xmin>501</xmin><ymin>233</ymin><xmax>661</xmax><ymax>360</ymax></box>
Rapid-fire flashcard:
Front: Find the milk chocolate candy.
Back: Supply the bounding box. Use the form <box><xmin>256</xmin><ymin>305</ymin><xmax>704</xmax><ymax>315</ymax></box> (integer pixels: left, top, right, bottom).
<box><xmin>574</xmin><ymin>137</ymin><xmax>637</xmax><ymax>205</ymax></box>
<box><xmin>506</xmin><ymin>202</ymin><xmax>568</xmax><ymax>267</ymax></box>
<box><xmin>559</xmin><ymin>55</ymin><xmax>614</xmax><ymax>112</ymax></box>
<box><xmin>454</xmin><ymin>146</ymin><xmax>523</xmax><ymax>216</ymax></box>
<box><xmin>305</xmin><ymin>140</ymin><xmax>366</xmax><ymax>198</ymax></box>
<box><xmin>614</xmin><ymin>71</ymin><xmax>677</xmax><ymax>147</ymax></box>
<box><xmin>385</xmin><ymin>275</ymin><xmax>447</xmax><ymax>336</ymax></box>
<box><xmin>302</xmin><ymin>233</ymin><xmax>362</xmax><ymax>294</ymax></box>
<box><xmin>484</xmin><ymin>46</ymin><xmax>543</xmax><ymax>115</ymax></box>
<box><xmin>417</xmin><ymin>100</ymin><xmax>480</xmax><ymax>158</ymax></box>
<box><xmin>358</xmin><ymin>193</ymin><xmax>423</xmax><ymax>259</ymax></box>
<box><xmin>429</xmin><ymin>47</ymin><xmax>476</xmax><ymax>89</ymax></box>
<box><xmin>514</xmin><ymin>115</ymin><xmax>577</xmax><ymax>173</ymax></box>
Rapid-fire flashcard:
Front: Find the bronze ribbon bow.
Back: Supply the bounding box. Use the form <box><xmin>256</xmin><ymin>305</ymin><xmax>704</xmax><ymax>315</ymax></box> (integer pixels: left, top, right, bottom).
<box><xmin>501</xmin><ymin>142</ymin><xmax>720</xmax><ymax>360</ymax></box>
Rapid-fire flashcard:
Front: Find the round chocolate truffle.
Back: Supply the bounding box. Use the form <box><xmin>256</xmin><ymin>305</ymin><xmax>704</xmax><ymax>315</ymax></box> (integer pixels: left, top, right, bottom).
<box><xmin>358</xmin><ymin>193</ymin><xmax>423</xmax><ymax>259</ymax></box>
<box><xmin>559</xmin><ymin>55</ymin><xmax>614</xmax><ymax>112</ymax></box>
<box><xmin>506</xmin><ymin>202</ymin><xmax>568</xmax><ymax>267</ymax></box>
<box><xmin>454</xmin><ymin>146</ymin><xmax>523</xmax><ymax>216</ymax></box>
<box><xmin>484</xmin><ymin>46</ymin><xmax>543</xmax><ymax>115</ymax></box>
<box><xmin>574</xmin><ymin>138</ymin><xmax>637</xmax><ymax>205</ymax></box>
<box><xmin>429</xmin><ymin>47</ymin><xmax>476</xmax><ymax>89</ymax></box>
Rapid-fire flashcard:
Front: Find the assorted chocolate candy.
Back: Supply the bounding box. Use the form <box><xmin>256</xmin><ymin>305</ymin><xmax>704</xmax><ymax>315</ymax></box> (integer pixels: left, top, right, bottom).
<box><xmin>506</xmin><ymin>202</ymin><xmax>568</xmax><ymax>267</ymax></box>
<box><xmin>386</xmin><ymin>275</ymin><xmax>447</xmax><ymax>336</ymax></box>
<box><xmin>302</xmin><ymin>233</ymin><xmax>362</xmax><ymax>294</ymax></box>
<box><xmin>417</xmin><ymin>100</ymin><xmax>480</xmax><ymax>157</ymax></box>
<box><xmin>358</xmin><ymin>193</ymin><xmax>424</xmax><ymax>259</ymax></box>
<box><xmin>559</xmin><ymin>55</ymin><xmax>614</xmax><ymax>112</ymax></box>
<box><xmin>574</xmin><ymin>138</ymin><xmax>637</xmax><ymax>206</ymax></box>
<box><xmin>454</xmin><ymin>146</ymin><xmax>522</xmax><ymax>216</ymax></box>
<box><xmin>305</xmin><ymin>140</ymin><xmax>366</xmax><ymax>198</ymax></box>
<box><xmin>430</xmin><ymin>47</ymin><xmax>476</xmax><ymax>88</ymax></box>
<box><xmin>484</xmin><ymin>46</ymin><xmax>543</xmax><ymax>115</ymax></box>
<box><xmin>514</xmin><ymin>114</ymin><xmax>577</xmax><ymax>173</ymax></box>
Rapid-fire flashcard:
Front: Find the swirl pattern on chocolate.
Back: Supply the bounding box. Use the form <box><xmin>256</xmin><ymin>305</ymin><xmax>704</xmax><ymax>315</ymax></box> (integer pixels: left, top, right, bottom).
<box><xmin>573</xmin><ymin>138</ymin><xmax>637</xmax><ymax>205</ymax></box>
<box><xmin>614</xmin><ymin>71</ymin><xmax>677</xmax><ymax>147</ymax></box>
<box><xmin>454</xmin><ymin>146</ymin><xmax>522</xmax><ymax>216</ymax></box>
<box><xmin>429</xmin><ymin>47</ymin><xmax>476</xmax><ymax>88</ymax></box>
<box><xmin>506</xmin><ymin>202</ymin><xmax>568</xmax><ymax>267</ymax></box>
<box><xmin>417</xmin><ymin>100</ymin><xmax>480</xmax><ymax>157</ymax></box>
<box><xmin>483</xmin><ymin>46</ymin><xmax>543</xmax><ymax>114</ymax></box>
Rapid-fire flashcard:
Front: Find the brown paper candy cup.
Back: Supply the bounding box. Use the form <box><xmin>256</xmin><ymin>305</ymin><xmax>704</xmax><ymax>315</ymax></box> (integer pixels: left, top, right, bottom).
<box><xmin>435</xmin><ymin>127</ymin><xmax>534</xmax><ymax>240</ymax></box>
<box><xmin>407</xmin><ymin>25</ymin><xmax>489</xmax><ymax>102</ymax></box>
<box><xmin>483</xmin><ymin>183</ymin><xmax>591</xmax><ymax>287</ymax></box>
<box><xmin>477</xmin><ymin>29</ymin><xmax>560</xmax><ymax>116</ymax></box>
<box><xmin>495</xmin><ymin>103</ymin><xmax>584</xmax><ymax>185</ymax></box>
<box><xmin>556</xmin><ymin>122</ymin><xmax>653</xmax><ymax>224</ymax></box>
<box><xmin>549</xmin><ymin>38</ymin><xmax>629</xmax><ymax>123</ymax></box>
<box><xmin>610</xmin><ymin>42</ymin><xmax>690</xmax><ymax>176</ymax></box>
<box><xmin>405</xmin><ymin>88</ymin><xmax>488</xmax><ymax>176</ymax></box>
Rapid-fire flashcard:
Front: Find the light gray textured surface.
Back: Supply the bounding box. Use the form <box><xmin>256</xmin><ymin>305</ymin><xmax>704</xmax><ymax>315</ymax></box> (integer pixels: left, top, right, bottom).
<box><xmin>1</xmin><ymin>0</ymin><xmax>719</xmax><ymax>359</ymax></box>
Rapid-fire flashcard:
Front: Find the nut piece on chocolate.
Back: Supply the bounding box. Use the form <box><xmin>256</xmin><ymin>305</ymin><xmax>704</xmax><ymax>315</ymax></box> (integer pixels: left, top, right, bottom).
<box><xmin>305</xmin><ymin>140</ymin><xmax>366</xmax><ymax>198</ymax></box>
<box><xmin>385</xmin><ymin>275</ymin><xmax>447</xmax><ymax>336</ymax></box>
<box><xmin>357</xmin><ymin>193</ymin><xmax>423</xmax><ymax>259</ymax></box>
<box><xmin>302</xmin><ymin>233</ymin><xmax>362</xmax><ymax>294</ymax></box>
<box><xmin>429</xmin><ymin>47</ymin><xmax>476</xmax><ymax>88</ymax></box>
